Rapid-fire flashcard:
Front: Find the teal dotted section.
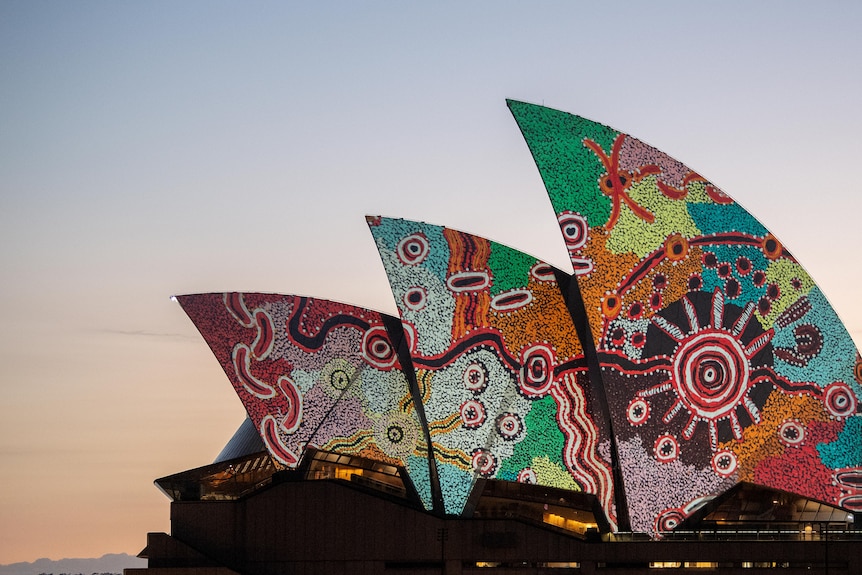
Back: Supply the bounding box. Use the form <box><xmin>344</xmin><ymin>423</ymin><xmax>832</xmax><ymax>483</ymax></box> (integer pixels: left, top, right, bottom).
<box><xmin>772</xmin><ymin>287</ymin><xmax>860</xmax><ymax>390</ymax></box>
<box><xmin>371</xmin><ymin>218</ymin><xmax>450</xmax><ymax>283</ymax></box>
<box><xmin>817</xmin><ymin>416</ymin><xmax>862</xmax><ymax>469</ymax></box>
<box><xmin>508</xmin><ymin>100</ymin><xmax>615</xmax><ymax>226</ymax></box>
<box><xmin>497</xmin><ymin>394</ymin><xmax>566</xmax><ymax>480</ymax></box>
<box><xmin>406</xmin><ymin>454</ymin><xmax>434</xmax><ymax>511</ymax></box>
<box><xmin>487</xmin><ymin>241</ymin><xmax>535</xmax><ymax>296</ymax></box>
<box><xmin>438</xmin><ymin>463</ymin><xmax>474</xmax><ymax>515</ymax></box>
<box><xmin>698</xmin><ymin>244</ymin><xmax>769</xmax><ymax>304</ymax></box>
<box><xmin>687</xmin><ymin>201</ymin><xmax>767</xmax><ymax>237</ymax></box>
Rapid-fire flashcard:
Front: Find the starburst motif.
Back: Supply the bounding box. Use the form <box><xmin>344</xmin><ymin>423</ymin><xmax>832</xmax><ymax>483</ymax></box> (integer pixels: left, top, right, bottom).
<box><xmin>639</xmin><ymin>289</ymin><xmax>774</xmax><ymax>448</ymax></box>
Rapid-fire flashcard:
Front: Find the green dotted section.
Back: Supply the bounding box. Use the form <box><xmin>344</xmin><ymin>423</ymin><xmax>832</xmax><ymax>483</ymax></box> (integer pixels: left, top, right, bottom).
<box><xmin>606</xmin><ymin>176</ymin><xmax>701</xmax><ymax>257</ymax></box>
<box><xmin>508</xmin><ymin>100</ymin><xmax>615</xmax><ymax>226</ymax></box>
<box><xmin>488</xmin><ymin>241</ymin><xmax>536</xmax><ymax>296</ymax></box>
<box><xmin>498</xmin><ymin>395</ymin><xmax>573</xmax><ymax>487</ymax></box>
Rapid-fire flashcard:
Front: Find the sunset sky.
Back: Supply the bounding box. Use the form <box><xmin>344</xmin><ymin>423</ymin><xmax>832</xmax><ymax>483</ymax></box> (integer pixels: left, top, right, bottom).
<box><xmin>2</xmin><ymin>1</ymin><xmax>861</xmax><ymax>564</ymax></box>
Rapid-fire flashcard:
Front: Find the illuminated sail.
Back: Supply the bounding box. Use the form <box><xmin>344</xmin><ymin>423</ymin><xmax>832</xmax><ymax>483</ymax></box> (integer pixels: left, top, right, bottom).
<box><xmin>509</xmin><ymin>100</ymin><xmax>862</xmax><ymax>534</ymax></box>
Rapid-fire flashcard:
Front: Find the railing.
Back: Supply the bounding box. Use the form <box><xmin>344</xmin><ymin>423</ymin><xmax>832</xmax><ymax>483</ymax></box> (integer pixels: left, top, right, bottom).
<box><xmin>607</xmin><ymin>527</ymin><xmax>862</xmax><ymax>542</ymax></box>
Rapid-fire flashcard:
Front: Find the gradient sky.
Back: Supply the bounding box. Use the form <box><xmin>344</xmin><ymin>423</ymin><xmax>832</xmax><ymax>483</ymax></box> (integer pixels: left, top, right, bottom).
<box><xmin>1</xmin><ymin>0</ymin><xmax>861</xmax><ymax>564</ymax></box>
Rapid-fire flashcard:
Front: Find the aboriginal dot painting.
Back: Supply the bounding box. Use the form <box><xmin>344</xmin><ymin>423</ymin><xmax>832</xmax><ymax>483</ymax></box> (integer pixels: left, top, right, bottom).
<box><xmin>508</xmin><ymin>100</ymin><xmax>862</xmax><ymax>535</ymax></box>
<box><xmin>366</xmin><ymin>216</ymin><xmax>616</xmax><ymax>524</ymax></box>
<box><xmin>177</xmin><ymin>293</ymin><xmax>434</xmax><ymax>510</ymax></box>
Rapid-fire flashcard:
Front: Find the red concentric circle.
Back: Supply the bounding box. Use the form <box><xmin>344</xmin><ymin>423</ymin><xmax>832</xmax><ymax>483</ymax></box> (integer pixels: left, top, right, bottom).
<box><xmin>558</xmin><ymin>212</ymin><xmax>589</xmax><ymax>251</ymax></box>
<box><xmin>396</xmin><ymin>233</ymin><xmax>430</xmax><ymax>265</ymax></box>
<box><xmin>671</xmin><ymin>330</ymin><xmax>750</xmax><ymax>419</ymax></box>
<box><xmin>517</xmin><ymin>468</ymin><xmax>537</xmax><ymax>484</ymax></box>
<box><xmin>825</xmin><ymin>381</ymin><xmax>857</xmax><ymax>418</ymax></box>
<box><xmin>403</xmin><ymin>286</ymin><xmax>428</xmax><ymax>311</ymax></box>
<box><xmin>778</xmin><ymin>419</ymin><xmax>805</xmax><ymax>447</ymax></box>
<box><xmin>460</xmin><ymin>399</ymin><xmax>487</xmax><ymax>428</ymax></box>
<box><xmin>495</xmin><ymin>412</ymin><xmax>524</xmax><ymax>441</ymax></box>
<box><xmin>655</xmin><ymin>507</ymin><xmax>686</xmax><ymax>533</ymax></box>
<box><xmin>654</xmin><ymin>434</ymin><xmax>679</xmax><ymax>463</ymax></box>
<box><xmin>519</xmin><ymin>344</ymin><xmax>555</xmax><ymax>398</ymax></box>
<box><xmin>626</xmin><ymin>397</ymin><xmax>650</xmax><ymax>426</ymax></box>
<box><xmin>471</xmin><ymin>448</ymin><xmax>497</xmax><ymax>477</ymax></box>
<box><xmin>361</xmin><ymin>326</ymin><xmax>397</xmax><ymax>369</ymax></box>
<box><xmin>462</xmin><ymin>361</ymin><xmax>489</xmax><ymax>393</ymax></box>
<box><xmin>711</xmin><ymin>450</ymin><xmax>738</xmax><ymax>477</ymax></box>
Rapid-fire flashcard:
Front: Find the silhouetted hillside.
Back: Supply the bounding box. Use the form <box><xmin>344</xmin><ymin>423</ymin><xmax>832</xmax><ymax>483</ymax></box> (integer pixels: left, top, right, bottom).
<box><xmin>0</xmin><ymin>553</ymin><xmax>146</xmax><ymax>575</ymax></box>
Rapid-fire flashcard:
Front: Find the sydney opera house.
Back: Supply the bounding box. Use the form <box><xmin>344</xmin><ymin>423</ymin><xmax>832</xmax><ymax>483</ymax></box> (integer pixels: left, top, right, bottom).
<box><xmin>128</xmin><ymin>101</ymin><xmax>862</xmax><ymax>574</ymax></box>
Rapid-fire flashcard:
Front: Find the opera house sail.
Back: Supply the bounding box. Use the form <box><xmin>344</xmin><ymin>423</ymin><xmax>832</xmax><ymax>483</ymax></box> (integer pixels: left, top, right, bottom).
<box><xmin>507</xmin><ymin>100</ymin><xmax>862</xmax><ymax>535</ymax></box>
<box><xmin>131</xmin><ymin>101</ymin><xmax>862</xmax><ymax>575</ymax></box>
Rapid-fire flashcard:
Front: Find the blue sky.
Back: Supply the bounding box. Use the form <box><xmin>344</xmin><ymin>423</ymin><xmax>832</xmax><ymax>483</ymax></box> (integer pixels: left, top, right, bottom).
<box><xmin>1</xmin><ymin>0</ymin><xmax>860</xmax><ymax>563</ymax></box>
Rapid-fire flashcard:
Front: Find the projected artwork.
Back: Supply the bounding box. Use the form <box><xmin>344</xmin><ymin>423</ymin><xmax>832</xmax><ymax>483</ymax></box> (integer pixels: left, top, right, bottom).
<box><xmin>366</xmin><ymin>217</ymin><xmax>616</xmax><ymax>524</ymax></box>
<box><xmin>508</xmin><ymin>100</ymin><xmax>862</xmax><ymax>534</ymax></box>
<box><xmin>177</xmin><ymin>100</ymin><xmax>862</xmax><ymax>537</ymax></box>
<box><xmin>177</xmin><ymin>293</ymin><xmax>434</xmax><ymax>510</ymax></box>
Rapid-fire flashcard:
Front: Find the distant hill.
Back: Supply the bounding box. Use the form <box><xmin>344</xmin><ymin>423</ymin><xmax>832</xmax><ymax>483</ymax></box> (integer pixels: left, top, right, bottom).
<box><xmin>0</xmin><ymin>553</ymin><xmax>146</xmax><ymax>575</ymax></box>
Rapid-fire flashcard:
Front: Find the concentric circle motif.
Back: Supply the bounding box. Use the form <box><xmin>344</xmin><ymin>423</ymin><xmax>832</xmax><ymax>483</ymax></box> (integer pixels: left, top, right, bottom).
<box><xmin>403</xmin><ymin>286</ymin><xmax>428</xmax><ymax>311</ymax></box>
<box><xmin>824</xmin><ymin>381</ymin><xmax>857</xmax><ymax>418</ymax></box>
<box><xmin>319</xmin><ymin>359</ymin><xmax>356</xmax><ymax>397</ymax></box>
<box><xmin>462</xmin><ymin>361</ymin><xmax>489</xmax><ymax>393</ymax></box>
<box><xmin>601</xmin><ymin>292</ymin><xmax>622</xmax><ymax>320</ymax></box>
<box><xmin>671</xmin><ymin>330</ymin><xmax>750</xmax><ymax>420</ymax></box>
<box><xmin>386</xmin><ymin>424</ymin><xmax>404</xmax><ymax>444</ymax></box>
<box><xmin>374</xmin><ymin>412</ymin><xmax>417</xmax><ymax>459</ymax></box>
<box><xmin>762</xmin><ymin>233</ymin><xmax>782</xmax><ymax>260</ymax></box>
<box><xmin>778</xmin><ymin>419</ymin><xmax>805</xmax><ymax>447</ymax></box>
<box><xmin>396</xmin><ymin>232</ymin><xmax>430</xmax><ymax>265</ymax></box>
<box><xmin>654</xmin><ymin>434</ymin><xmax>679</xmax><ymax>463</ymax></box>
<box><xmin>655</xmin><ymin>507</ymin><xmax>686</xmax><ymax>533</ymax></box>
<box><xmin>711</xmin><ymin>450</ymin><xmax>738</xmax><ymax>478</ymax></box>
<box><xmin>626</xmin><ymin>397</ymin><xmax>650</xmax><ymax>426</ymax></box>
<box><xmin>361</xmin><ymin>326</ymin><xmax>397</xmax><ymax>369</ymax></box>
<box><xmin>495</xmin><ymin>412</ymin><xmax>524</xmax><ymax>441</ymax></box>
<box><xmin>558</xmin><ymin>212</ymin><xmax>589</xmax><ymax>251</ymax></box>
<box><xmin>460</xmin><ymin>399</ymin><xmax>487</xmax><ymax>428</ymax></box>
<box><xmin>854</xmin><ymin>355</ymin><xmax>862</xmax><ymax>385</ymax></box>
<box><xmin>471</xmin><ymin>448</ymin><xmax>497</xmax><ymax>477</ymax></box>
<box><xmin>519</xmin><ymin>344</ymin><xmax>555</xmax><ymax>398</ymax></box>
<box><xmin>329</xmin><ymin>368</ymin><xmax>351</xmax><ymax>390</ymax></box>
<box><xmin>664</xmin><ymin>233</ymin><xmax>689</xmax><ymax>262</ymax></box>
<box><xmin>517</xmin><ymin>468</ymin><xmax>537</xmax><ymax>484</ymax></box>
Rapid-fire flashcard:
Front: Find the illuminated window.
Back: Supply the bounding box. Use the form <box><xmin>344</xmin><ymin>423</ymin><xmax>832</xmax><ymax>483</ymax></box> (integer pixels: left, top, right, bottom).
<box><xmin>649</xmin><ymin>561</ymin><xmax>718</xmax><ymax>569</ymax></box>
<box><xmin>542</xmin><ymin>512</ymin><xmax>597</xmax><ymax>535</ymax></box>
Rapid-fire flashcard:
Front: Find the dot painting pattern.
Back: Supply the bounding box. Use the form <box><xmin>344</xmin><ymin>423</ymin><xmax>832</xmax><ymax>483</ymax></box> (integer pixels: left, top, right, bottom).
<box><xmin>177</xmin><ymin>293</ymin><xmax>434</xmax><ymax>510</ymax></box>
<box><xmin>176</xmin><ymin>101</ymin><xmax>862</xmax><ymax>539</ymax></box>
<box><xmin>508</xmin><ymin>99</ymin><xmax>862</xmax><ymax>535</ymax></box>
<box><xmin>367</xmin><ymin>217</ymin><xmax>616</xmax><ymax>524</ymax></box>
